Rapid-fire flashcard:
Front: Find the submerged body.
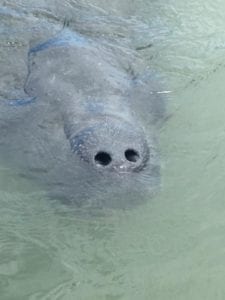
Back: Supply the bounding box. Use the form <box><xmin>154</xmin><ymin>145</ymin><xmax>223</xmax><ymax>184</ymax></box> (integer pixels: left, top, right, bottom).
<box><xmin>0</xmin><ymin>29</ymin><xmax>164</xmax><ymax>208</ymax></box>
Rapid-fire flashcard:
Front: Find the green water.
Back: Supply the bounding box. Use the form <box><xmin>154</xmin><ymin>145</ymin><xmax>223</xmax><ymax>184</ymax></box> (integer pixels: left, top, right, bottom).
<box><xmin>1</xmin><ymin>0</ymin><xmax>225</xmax><ymax>299</ymax></box>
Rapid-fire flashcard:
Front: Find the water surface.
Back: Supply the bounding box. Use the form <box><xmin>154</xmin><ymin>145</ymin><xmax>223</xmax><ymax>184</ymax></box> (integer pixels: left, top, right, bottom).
<box><xmin>1</xmin><ymin>0</ymin><xmax>225</xmax><ymax>299</ymax></box>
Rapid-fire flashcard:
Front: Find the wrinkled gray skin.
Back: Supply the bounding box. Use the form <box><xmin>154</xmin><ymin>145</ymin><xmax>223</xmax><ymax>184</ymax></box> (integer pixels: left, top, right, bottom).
<box><xmin>0</xmin><ymin>29</ymin><xmax>164</xmax><ymax>209</ymax></box>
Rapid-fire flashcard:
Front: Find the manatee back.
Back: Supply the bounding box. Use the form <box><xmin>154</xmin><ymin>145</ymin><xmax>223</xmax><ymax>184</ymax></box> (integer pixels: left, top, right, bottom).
<box><xmin>25</xmin><ymin>31</ymin><xmax>131</xmax><ymax>104</ymax></box>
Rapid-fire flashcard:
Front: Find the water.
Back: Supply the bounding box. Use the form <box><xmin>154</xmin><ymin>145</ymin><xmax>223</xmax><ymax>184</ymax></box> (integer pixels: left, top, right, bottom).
<box><xmin>1</xmin><ymin>0</ymin><xmax>225</xmax><ymax>299</ymax></box>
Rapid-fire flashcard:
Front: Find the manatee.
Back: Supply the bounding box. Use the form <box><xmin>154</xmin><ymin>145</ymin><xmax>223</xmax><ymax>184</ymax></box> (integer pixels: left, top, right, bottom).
<box><xmin>0</xmin><ymin>29</ymin><xmax>164</xmax><ymax>208</ymax></box>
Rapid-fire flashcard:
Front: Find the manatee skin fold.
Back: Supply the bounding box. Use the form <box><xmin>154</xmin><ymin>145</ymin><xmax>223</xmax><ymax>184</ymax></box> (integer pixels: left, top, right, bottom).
<box><xmin>0</xmin><ymin>29</ymin><xmax>164</xmax><ymax>208</ymax></box>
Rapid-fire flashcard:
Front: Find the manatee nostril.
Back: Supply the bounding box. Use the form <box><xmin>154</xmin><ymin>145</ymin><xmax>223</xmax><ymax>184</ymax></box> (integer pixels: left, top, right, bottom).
<box><xmin>94</xmin><ymin>151</ymin><xmax>112</xmax><ymax>166</ymax></box>
<box><xmin>125</xmin><ymin>149</ymin><xmax>140</xmax><ymax>163</ymax></box>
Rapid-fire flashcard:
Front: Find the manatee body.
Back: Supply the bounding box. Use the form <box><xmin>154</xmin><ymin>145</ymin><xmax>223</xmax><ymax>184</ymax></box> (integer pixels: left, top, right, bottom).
<box><xmin>0</xmin><ymin>29</ymin><xmax>164</xmax><ymax>208</ymax></box>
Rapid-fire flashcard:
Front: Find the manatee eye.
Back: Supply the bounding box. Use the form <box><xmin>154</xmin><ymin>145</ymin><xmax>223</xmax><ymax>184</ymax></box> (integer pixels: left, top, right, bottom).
<box><xmin>94</xmin><ymin>151</ymin><xmax>112</xmax><ymax>166</ymax></box>
<box><xmin>124</xmin><ymin>149</ymin><xmax>140</xmax><ymax>162</ymax></box>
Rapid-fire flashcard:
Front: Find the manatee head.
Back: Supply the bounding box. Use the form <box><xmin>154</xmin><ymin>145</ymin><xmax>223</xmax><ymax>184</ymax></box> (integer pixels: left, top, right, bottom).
<box><xmin>58</xmin><ymin>114</ymin><xmax>160</xmax><ymax>209</ymax></box>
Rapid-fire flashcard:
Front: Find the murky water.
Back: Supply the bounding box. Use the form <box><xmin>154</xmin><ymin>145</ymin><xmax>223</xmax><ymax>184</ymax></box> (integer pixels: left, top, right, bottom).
<box><xmin>1</xmin><ymin>0</ymin><xmax>225</xmax><ymax>299</ymax></box>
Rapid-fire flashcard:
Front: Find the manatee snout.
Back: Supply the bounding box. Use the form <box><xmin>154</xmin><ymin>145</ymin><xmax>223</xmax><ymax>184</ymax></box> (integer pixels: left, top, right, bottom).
<box><xmin>68</xmin><ymin>116</ymin><xmax>150</xmax><ymax>173</ymax></box>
